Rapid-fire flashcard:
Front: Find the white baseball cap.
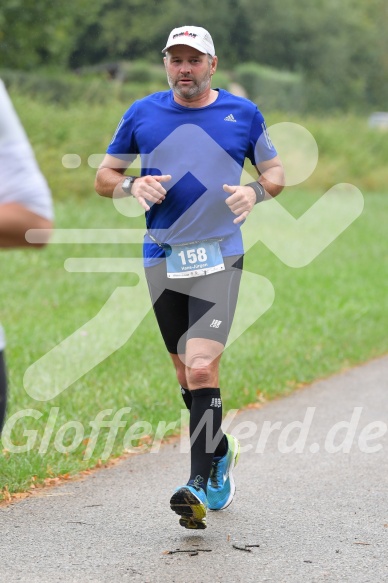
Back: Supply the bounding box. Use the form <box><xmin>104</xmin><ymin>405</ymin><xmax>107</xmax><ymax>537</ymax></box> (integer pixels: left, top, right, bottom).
<box><xmin>162</xmin><ymin>26</ymin><xmax>215</xmax><ymax>57</ymax></box>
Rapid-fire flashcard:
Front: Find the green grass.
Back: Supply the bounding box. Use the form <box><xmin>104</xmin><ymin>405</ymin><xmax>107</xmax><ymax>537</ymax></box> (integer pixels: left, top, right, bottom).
<box><xmin>1</xmin><ymin>190</ymin><xmax>387</xmax><ymax>497</ymax></box>
<box><xmin>0</xmin><ymin>92</ymin><xmax>387</xmax><ymax>496</ymax></box>
<box><xmin>7</xmin><ymin>91</ymin><xmax>388</xmax><ymax>199</ymax></box>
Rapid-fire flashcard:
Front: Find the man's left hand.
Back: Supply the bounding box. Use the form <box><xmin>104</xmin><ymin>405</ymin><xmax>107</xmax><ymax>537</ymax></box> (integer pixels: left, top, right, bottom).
<box><xmin>223</xmin><ymin>184</ymin><xmax>256</xmax><ymax>224</ymax></box>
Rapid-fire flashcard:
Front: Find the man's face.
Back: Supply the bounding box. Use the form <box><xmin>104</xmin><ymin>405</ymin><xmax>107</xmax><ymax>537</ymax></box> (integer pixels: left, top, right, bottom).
<box><xmin>164</xmin><ymin>45</ymin><xmax>217</xmax><ymax>100</ymax></box>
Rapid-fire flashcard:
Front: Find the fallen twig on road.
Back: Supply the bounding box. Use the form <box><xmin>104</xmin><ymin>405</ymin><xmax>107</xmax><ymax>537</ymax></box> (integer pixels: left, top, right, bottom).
<box><xmin>163</xmin><ymin>548</ymin><xmax>212</xmax><ymax>555</ymax></box>
<box><xmin>232</xmin><ymin>544</ymin><xmax>252</xmax><ymax>552</ymax></box>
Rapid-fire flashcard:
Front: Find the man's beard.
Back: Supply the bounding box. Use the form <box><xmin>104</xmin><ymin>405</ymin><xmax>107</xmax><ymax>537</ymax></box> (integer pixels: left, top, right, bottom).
<box><xmin>167</xmin><ymin>71</ymin><xmax>211</xmax><ymax>99</ymax></box>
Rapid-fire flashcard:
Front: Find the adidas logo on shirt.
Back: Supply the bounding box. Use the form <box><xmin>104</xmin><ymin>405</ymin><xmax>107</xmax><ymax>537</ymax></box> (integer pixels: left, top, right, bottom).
<box><xmin>224</xmin><ymin>114</ymin><xmax>237</xmax><ymax>122</ymax></box>
<box><xmin>210</xmin><ymin>398</ymin><xmax>222</xmax><ymax>408</ymax></box>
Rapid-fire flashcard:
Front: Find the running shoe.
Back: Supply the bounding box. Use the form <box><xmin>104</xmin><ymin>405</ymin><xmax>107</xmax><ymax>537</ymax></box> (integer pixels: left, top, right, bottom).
<box><xmin>170</xmin><ymin>481</ymin><xmax>208</xmax><ymax>529</ymax></box>
<box><xmin>207</xmin><ymin>433</ymin><xmax>240</xmax><ymax>510</ymax></box>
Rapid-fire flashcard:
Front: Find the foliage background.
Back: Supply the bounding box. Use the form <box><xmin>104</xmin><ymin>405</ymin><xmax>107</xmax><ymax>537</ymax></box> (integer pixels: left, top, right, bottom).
<box><xmin>1</xmin><ymin>0</ymin><xmax>388</xmax><ymax>112</ymax></box>
<box><xmin>1</xmin><ymin>1</ymin><xmax>388</xmax><ymax>497</ymax></box>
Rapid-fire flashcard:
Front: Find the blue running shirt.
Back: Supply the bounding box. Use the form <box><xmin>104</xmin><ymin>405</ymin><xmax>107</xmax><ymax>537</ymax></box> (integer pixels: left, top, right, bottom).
<box><xmin>107</xmin><ymin>89</ymin><xmax>277</xmax><ymax>266</ymax></box>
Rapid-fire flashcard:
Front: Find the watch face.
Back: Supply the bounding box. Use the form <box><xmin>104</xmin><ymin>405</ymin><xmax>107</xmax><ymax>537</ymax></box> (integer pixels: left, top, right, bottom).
<box><xmin>122</xmin><ymin>176</ymin><xmax>135</xmax><ymax>193</ymax></box>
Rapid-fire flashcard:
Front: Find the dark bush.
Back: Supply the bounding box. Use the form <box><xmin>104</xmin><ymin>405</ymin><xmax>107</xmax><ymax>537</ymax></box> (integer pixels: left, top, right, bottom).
<box><xmin>234</xmin><ymin>62</ymin><xmax>305</xmax><ymax>112</ymax></box>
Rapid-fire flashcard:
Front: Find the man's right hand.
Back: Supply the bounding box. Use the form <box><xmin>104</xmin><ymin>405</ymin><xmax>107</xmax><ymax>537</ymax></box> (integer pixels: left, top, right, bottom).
<box><xmin>131</xmin><ymin>175</ymin><xmax>172</xmax><ymax>211</ymax></box>
<box><xmin>95</xmin><ymin>154</ymin><xmax>171</xmax><ymax>208</ymax></box>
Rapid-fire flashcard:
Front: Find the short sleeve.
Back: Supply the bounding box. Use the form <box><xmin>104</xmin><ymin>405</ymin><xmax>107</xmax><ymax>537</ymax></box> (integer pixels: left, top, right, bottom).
<box><xmin>0</xmin><ymin>80</ymin><xmax>53</xmax><ymax>221</ymax></box>
<box><xmin>246</xmin><ymin>108</ymin><xmax>277</xmax><ymax>166</ymax></box>
<box><xmin>106</xmin><ymin>102</ymin><xmax>139</xmax><ymax>163</ymax></box>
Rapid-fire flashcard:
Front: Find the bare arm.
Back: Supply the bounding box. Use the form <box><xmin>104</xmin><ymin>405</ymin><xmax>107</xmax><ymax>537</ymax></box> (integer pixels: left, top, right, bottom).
<box><xmin>224</xmin><ymin>154</ymin><xmax>285</xmax><ymax>224</ymax></box>
<box><xmin>95</xmin><ymin>154</ymin><xmax>171</xmax><ymax>211</ymax></box>
<box><xmin>0</xmin><ymin>203</ymin><xmax>52</xmax><ymax>248</ymax></box>
<box><xmin>255</xmin><ymin>155</ymin><xmax>285</xmax><ymax>199</ymax></box>
<box><xmin>0</xmin><ymin>80</ymin><xmax>54</xmax><ymax>248</ymax></box>
<box><xmin>94</xmin><ymin>154</ymin><xmax>129</xmax><ymax>198</ymax></box>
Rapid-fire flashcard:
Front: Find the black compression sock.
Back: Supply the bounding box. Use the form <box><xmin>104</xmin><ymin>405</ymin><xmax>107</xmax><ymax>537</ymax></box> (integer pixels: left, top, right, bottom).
<box><xmin>214</xmin><ymin>434</ymin><xmax>228</xmax><ymax>458</ymax></box>
<box><xmin>188</xmin><ymin>387</ymin><xmax>225</xmax><ymax>493</ymax></box>
<box><xmin>180</xmin><ymin>386</ymin><xmax>192</xmax><ymax>410</ymax></box>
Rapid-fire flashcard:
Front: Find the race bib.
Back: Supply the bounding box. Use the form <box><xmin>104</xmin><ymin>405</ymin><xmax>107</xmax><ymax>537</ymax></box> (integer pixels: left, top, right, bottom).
<box><xmin>166</xmin><ymin>240</ymin><xmax>225</xmax><ymax>278</ymax></box>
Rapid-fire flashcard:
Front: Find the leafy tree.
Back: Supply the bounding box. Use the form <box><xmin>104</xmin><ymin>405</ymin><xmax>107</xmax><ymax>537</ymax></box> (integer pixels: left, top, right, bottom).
<box><xmin>0</xmin><ymin>0</ymin><xmax>105</xmax><ymax>69</ymax></box>
<box><xmin>361</xmin><ymin>0</ymin><xmax>388</xmax><ymax>109</ymax></box>
<box><xmin>247</xmin><ymin>0</ymin><xmax>387</xmax><ymax>110</ymax></box>
<box><xmin>68</xmin><ymin>0</ymin><xmax>254</xmax><ymax>67</ymax></box>
<box><xmin>70</xmin><ymin>0</ymin><xmax>179</xmax><ymax>67</ymax></box>
<box><xmin>1</xmin><ymin>0</ymin><xmax>387</xmax><ymax>110</ymax></box>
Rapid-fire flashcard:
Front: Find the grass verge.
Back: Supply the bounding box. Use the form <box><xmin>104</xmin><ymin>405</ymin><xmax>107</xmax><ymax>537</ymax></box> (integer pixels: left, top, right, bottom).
<box><xmin>0</xmin><ymin>190</ymin><xmax>387</xmax><ymax>498</ymax></box>
<box><xmin>7</xmin><ymin>91</ymin><xmax>388</xmax><ymax>198</ymax></box>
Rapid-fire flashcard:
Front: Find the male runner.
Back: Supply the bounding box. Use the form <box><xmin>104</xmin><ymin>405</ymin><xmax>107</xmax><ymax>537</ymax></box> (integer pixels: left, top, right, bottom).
<box><xmin>95</xmin><ymin>25</ymin><xmax>284</xmax><ymax>529</ymax></box>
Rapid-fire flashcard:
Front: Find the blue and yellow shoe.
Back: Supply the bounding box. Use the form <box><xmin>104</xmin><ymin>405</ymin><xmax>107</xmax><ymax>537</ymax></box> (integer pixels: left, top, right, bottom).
<box><xmin>170</xmin><ymin>481</ymin><xmax>208</xmax><ymax>530</ymax></box>
<box><xmin>207</xmin><ymin>434</ymin><xmax>240</xmax><ymax>511</ymax></box>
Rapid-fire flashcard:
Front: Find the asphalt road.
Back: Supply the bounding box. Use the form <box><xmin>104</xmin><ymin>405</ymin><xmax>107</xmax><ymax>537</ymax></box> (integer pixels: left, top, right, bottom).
<box><xmin>1</xmin><ymin>356</ymin><xmax>387</xmax><ymax>583</ymax></box>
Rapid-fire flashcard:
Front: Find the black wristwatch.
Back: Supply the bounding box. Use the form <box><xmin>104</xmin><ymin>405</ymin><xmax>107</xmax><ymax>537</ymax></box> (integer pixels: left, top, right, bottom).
<box><xmin>121</xmin><ymin>175</ymin><xmax>138</xmax><ymax>195</ymax></box>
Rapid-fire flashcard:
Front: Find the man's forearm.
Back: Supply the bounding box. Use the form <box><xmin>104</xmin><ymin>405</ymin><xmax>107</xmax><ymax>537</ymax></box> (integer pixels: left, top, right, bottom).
<box><xmin>255</xmin><ymin>157</ymin><xmax>285</xmax><ymax>199</ymax></box>
<box><xmin>258</xmin><ymin>170</ymin><xmax>285</xmax><ymax>199</ymax></box>
<box><xmin>95</xmin><ymin>167</ymin><xmax>126</xmax><ymax>198</ymax></box>
<box><xmin>0</xmin><ymin>203</ymin><xmax>52</xmax><ymax>247</ymax></box>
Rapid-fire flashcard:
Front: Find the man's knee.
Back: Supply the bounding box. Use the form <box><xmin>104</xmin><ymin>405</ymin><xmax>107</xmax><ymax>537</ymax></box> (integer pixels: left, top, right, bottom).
<box><xmin>186</xmin><ymin>354</ymin><xmax>217</xmax><ymax>388</ymax></box>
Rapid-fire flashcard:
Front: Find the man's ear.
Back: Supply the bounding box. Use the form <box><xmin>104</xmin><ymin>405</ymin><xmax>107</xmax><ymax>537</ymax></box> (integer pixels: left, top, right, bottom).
<box><xmin>211</xmin><ymin>56</ymin><xmax>218</xmax><ymax>75</ymax></box>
